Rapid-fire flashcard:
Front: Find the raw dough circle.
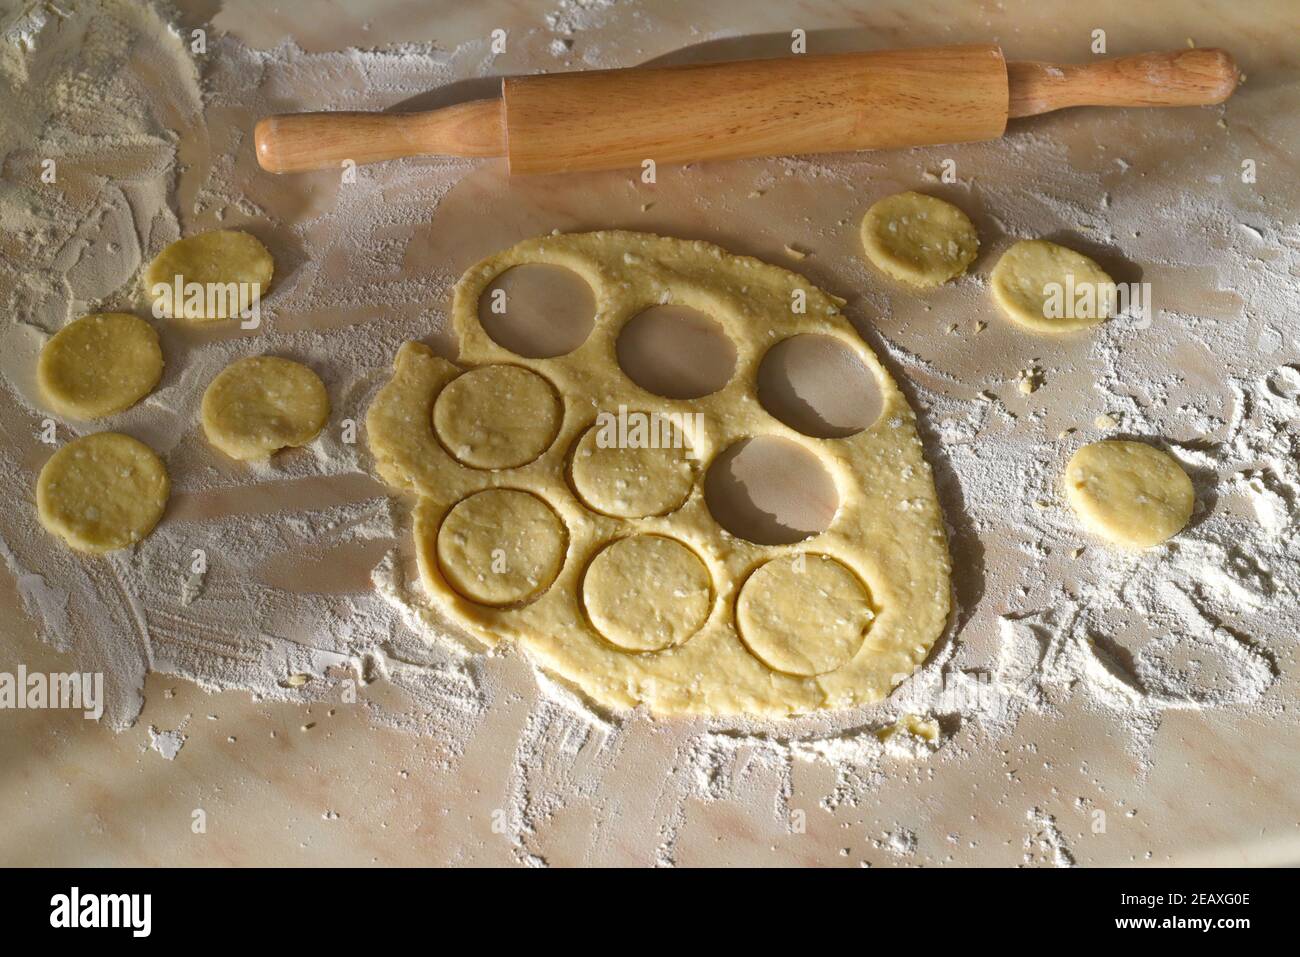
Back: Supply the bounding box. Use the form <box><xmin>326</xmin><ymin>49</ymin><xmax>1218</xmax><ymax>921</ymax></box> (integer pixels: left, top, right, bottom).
<box><xmin>144</xmin><ymin>229</ymin><xmax>273</xmax><ymax>321</ymax></box>
<box><xmin>860</xmin><ymin>191</ymin><xmax>979</xmax><ymax>287</ymax></box>
<box><xmin>582</xmin><ymin>535</ymin><xmax>712</xmax><ymax>651</ymax></box>
<box><xmin>1065</xmin><ymin>440</ymin><xmax>1194</xmax><ymax>548</ymax></box>
<box><xmin>436</xmin><ymin>489</ymin><xmax>566</xmax><ymax>605</ymax></box>
<box><xmin>38</xmin><ymin>313</ymin><xmax>162</xmax><ymax>419</ymax></box>
<box><xmin>990</xmin><ymin>239</ymin><xmax>1116</xmax><ymax>332</ymax></box>
<box><xmin>737</xmin><ymin>554</ymin><xmax>874</xmax><ymax>676</ymax></box>
<box><xmin>569</xmin><ymin>420</ymin><xmax>695</xmax><ymax>518</ymax></box>
<box><xmin>433</xmin><ymin>364</ymin><xmax>562</xmax><ymax>469</ymax></box>
<box><xmin>36</xmin><ymin>432</ymin><xmax>169</xmax><ymax>554</ymax></box>
<box><xmin>201</xmin><ymin>356</ymin><xmax>330</xmax><ymax>461</ymax></box>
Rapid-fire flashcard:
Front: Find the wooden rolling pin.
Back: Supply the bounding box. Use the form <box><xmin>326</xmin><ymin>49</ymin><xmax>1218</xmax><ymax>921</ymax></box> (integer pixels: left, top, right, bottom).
<box><xmin>254</xmin><ymin>45</ymin><xmax>1237</xmax><ymax>175</ymax></box>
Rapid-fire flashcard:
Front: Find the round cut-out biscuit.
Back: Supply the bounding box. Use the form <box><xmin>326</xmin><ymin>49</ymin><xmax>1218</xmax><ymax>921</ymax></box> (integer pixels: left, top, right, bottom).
<box><xmin>436</xmin><ymin>489</ymin><xmax>566</xmax><ymax>605</ymax></box>
<box><xmin>37</xmin><ymin>432</ymin><xmax>169</xmax><ymax>554</ymax></box>
<box><xmin>570</xmin><ymin>420</ymin><xmax>694</xmax><ymax>518</ymax></box>
<box><xmin>582</xmin><ymin>535</ymin><xmax>712</xmax><ymax>651</ymax></box>
<box><xmin>202</xmin><ymin>356</ymin><xmax>329</xmax><ymax>461</ymax></box>
<box><xmin>1065</xmin><ymin>440</ymin><xmax>1194</xmax><ymax>548</ymax></box>
<box><xmin>368</xmin><ymin>231</ymin><xmax>952</xmax><ymax>717</ymax></box>
<box><xmin>38</xmin><ymin>313</ymin><xmax>162</xmax><ymax>419</ymax></box>
<box><xmin>145</xmin><ymin>229</ymin><xmax>273</xmax><ymax>321</ymax></box>
<box><xmin>433</xmin><ymin>364</ymin><xmax>561</xmax><ymax>470</ymax></box>
<box><xmin>991</xmin><ymin>239</ymin><xmax>1116</xmax><ymax>332</ymax></box>
<box><xmin>737</xmin><ymin>554</ymin><xmax>874</xmax><ymax>676</ymax></box>
<box><xmin>860</xmin><ymin>191</ymin><xmax>978</xmax><ymax>288</ymax></box>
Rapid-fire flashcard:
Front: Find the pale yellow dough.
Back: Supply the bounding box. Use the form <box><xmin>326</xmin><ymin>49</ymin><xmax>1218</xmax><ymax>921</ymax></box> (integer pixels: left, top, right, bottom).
<box><xmin>144</xmin><ymin>229</ymin><xmax>273</xmax><ymax>321</ymax></box>
<box><xmin>38</xmin><ymin>313</ymin><xmax>162</xmax><ymax>419</ymax></box>
<box><xmin>201</xmin><ymin>356</ymin><xmax>329</xmax><ymax>461</ymax></box>
<box><xmin>582</xmin><ymin>535</ymin><xmax>712</xmax><ymax>651</ymax></box>
<box><xmin>1065</xmin><ymin>440</ymin><xmax>1194</xmax><ymax>548</ymax></box>
<box><xmin>990</xmin><ymin>239</ymin><xmax>1116</xmax><ymax>332</ymax></box>
<box><xmin>366</xmin><ymin>231</ymin><xmax>952</xmax><ymax>717</ymax></box>
<box><xmin>433</xmin><ymin>364</ymin><xmax>561</xmax><ymax>469</ymax></box>
<box><xmin>37</xmin><ymin>432</ymin><xmax>169</xmax><ymax>554</ymax></box>
<box><xmin>435</xmin><ymin>489</ymin><xmax>566</xmax><ymax>605</ymax></box>
<box><xmin>737</xmin><ymin>554</ymin><xmax>875</xmax><ymax>676</ymax></box>
<box><xmin>860</xmin><ymin>191</ymin><xmax>979</xmax><ymax>287</ymax></box>
<box><xmin>569</xmin><ymin>421</ymin><xmax>695</xmax><ymax>518</ymax></box>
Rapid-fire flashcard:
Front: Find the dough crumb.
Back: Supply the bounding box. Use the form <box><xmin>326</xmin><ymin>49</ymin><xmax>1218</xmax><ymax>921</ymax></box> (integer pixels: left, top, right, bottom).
<box><xmin>1017</xmin><ymin>365</ymin><xmax>1044</xmax><ymax>394</ymax></box>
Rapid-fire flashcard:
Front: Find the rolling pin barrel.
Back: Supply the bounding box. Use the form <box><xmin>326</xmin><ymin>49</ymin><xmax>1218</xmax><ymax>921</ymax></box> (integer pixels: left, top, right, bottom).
<box><xmin>502</xmin><ymin>44</ymin><xmax>1010</xmax><ymax>173</ymax></box>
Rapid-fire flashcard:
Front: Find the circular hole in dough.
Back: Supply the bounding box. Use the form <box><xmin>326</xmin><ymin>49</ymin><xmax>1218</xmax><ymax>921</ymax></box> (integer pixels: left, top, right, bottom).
<box><xmin>704</xmin><ymin>436</ymin><xmax>837</xmax><ymax>545</ymax></box>
<box><xmin>1064</xmin><ymin>439</ymin><xmax>1194</xmax><ymax>548</ymax></box>
<box><xmin>436</xmin><ymin>488</ymin><xmax>566</xmax><ymax>606</ymax></box>
<box><xmin>477</xmin><ymin>264</ymin><xmax>597</xmax><ymax>358</ymax></box>
<box><xmin>990</xmin><ymin>239</ymin><xmax>1116</xmax><ymax>332</ymax></box>
<box><xmin>757</xmin><ymin>334</ymin><xmax>883</xmax><ymax>438</ymax></box>
<box><xmin>433</xmin><ymin>364</ymin><xmax>562</xmax><ymax>470</ymax></box>
<box><xmin>860</xmin><ymin>191</ymin><xmax>979</xmax><ymax>288</ymax></box>
<box><xmin>144</xmin><ymin>229</ymin><xmax>274</xmax><ymax>321</ymax></box>
<box><xmin>37</xmin><ymin>432</ymin><xmax>169</xmax><ymax>554</ymax></box>
<box><xmin>38</xmin><ymin>313</ymin><xmax>162</xmax><ymax>419</ymax></box>
<box><xmin>737</xmin><ymin>554</ymin><xmax>874</xmax><ymax>676</ymax></box>
<box><xmin>569</xmin><ymin>419</ymin><xmax>695</xmax><ymax>518</ymax></box>
<box><xmin>201</xmin><ymin>356</ymin><xmax>330</xmax><ymax>461</ymax></box>
<box><xmin>581</xmin><ymin>535</ymin><xmax>712</xmax><ymax>652</ymax></box>
<box><xmin>616</xmin><ymin>305</ymin><xmax>736</xmax><ymax>399</ymax></box>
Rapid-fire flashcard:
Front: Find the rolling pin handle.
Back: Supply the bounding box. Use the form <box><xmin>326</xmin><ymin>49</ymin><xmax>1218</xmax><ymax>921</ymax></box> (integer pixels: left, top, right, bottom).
<box><xmin>255</xmin><ymin>99</ymin><xmax>505</xmax><ymax>174</ymax></box>
<box><xmin>1008</xmin><ymin>49</ymin><xmax>1238</xmax><ymax>119</ymax></box>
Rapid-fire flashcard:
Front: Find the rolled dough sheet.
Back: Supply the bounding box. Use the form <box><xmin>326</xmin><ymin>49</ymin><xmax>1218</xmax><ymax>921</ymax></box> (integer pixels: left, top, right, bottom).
<box><xmin>366</xmin><ymin>230</ymin><xmax>952</xmax><ymax>717</ymax></box>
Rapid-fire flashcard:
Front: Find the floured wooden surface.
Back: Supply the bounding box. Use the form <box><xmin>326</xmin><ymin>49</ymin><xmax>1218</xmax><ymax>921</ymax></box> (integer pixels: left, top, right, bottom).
<box><xmin>1</xmin><ymin>0</ymin><xmax>1299</xmax><ymax>866</ymax></box>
